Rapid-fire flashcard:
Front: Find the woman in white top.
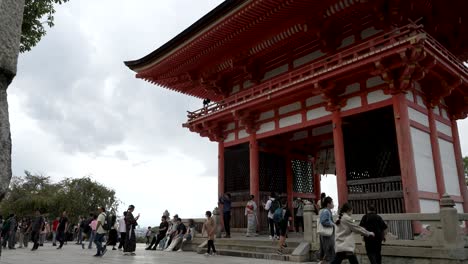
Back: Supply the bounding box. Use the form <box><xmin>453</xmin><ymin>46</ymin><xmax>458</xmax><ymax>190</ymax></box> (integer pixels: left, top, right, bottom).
<box><xmin>331</xmin><ymin>203</ymin><xmax>374</xmax><ymax>264</ymax></box>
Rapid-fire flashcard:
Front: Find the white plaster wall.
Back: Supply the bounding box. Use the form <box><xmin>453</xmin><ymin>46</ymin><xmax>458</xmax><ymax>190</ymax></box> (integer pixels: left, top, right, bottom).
<box><xmin>231</xmin><ymin>84</ymin><xmax>240</xmax><ymax>94</ymax></box>
<box><xmin>408</xmin><ymin>107</ymin><xmax>429</xmax><ymax>127</ymax></box>
<box><xmin>225</xmin><ymin>122</ymin><xmax>235</xmax><ymax>131</ymax></box>
<box><xmin>257</xmin><ymin>121</ymin><xmax>275</xmax><ymax>134</ymax></box>
<box><xmin>455</xmin><ymin>203</ymin><xmax>464</xmax><ymax>213</ymax></box>
<box><xmin>441</xmin><ymin>108</ymin><xmax>449</xmax><ymax>120</ymax></box>
<box><xmin>433</xmin><ymin>106</ymin><xmax>440</xmax><ymax>115</ymax></box>
<box><xmin>366</xmin><ymin>76</ymin><xmax>385</xmax><ymax>88</ymax></box>
<box><xmin>259</xmin><ymin>110</ymin><xmax>274</xmax><ymax>121</ymax></box>
<box><xmin>439</xmin><ymin>139</ymin><xmax>461</xmax><ymax>196</ymax></box>
<box><xmin>279</xmin><ymin>102</ymin><xmax>301</xmax><ymax>115</ymax></box>
<box><xmin>238</xmin><ymin>129</ymin><xmax>249</xmax><ymax>139</ymax></box>
<box><xmin>410</xmin><ymin>127</ymin><xmax>438</xmax><ymax>193</ymax></box>
<box><xmin>367</xmin><ymin>90</ymin><xmax>391</xmax><ymax>104</ymax></box>
<box><xmin>406</xmin><ymin>91</ymin><xmax>414</xmax><ymax>102</ymax></box>
<box><xmin>414</xmin><ymin>82</ymin><xmax>422</xmax><ymax>92</ymax></box>
<box><xmin>306</xmin><ymin>95</ymin><xmax>323</xmax><ymax>107</ymax></box>
<box><xmin>419</xmin><ymin>199</ymin><xmax>440</xmax><ymax>213</ymax></box>
<box><xmin>263</xmin><ymin>64</ymin><xmax>288</xmax><ymax>80</ymax></box>
<box><xmin>244</xmin><ymin>80</ymin><xmax>252</xmax><ymax>89</ymax></box>
<box><xmin>361</xmin><ymin>27</ymin><xmax>382</xmax><ymax>39</ymax></box>
<box><xmin>342</xmin><ymin>96</ymin><xmax>362</xmax><ymax>111</ymax></box>
<box><xmin>338</xmin><ymin>35</ymin><xmax>355</xmax><ymax>49</ymax></box>
<box><xmin>436</xmin><ymin>121</ymin><xmax>452</xmax><ymax>136</ymax></box>
<box><xmin>416</xmin><ymin>95</ymin><xmax>424</xmax><ymax>106</ymax></box>
<box><xmin>225</xmin><ymin>132</ymin><xmax>235</xmax><ymax>142</ymax></box>
<box><xmin>293</xmin><ymin>50</ymin><xmax>325</xmax><ymax>68</ymax></box>
<box><xmin>344</xmin><ymin>83</ymin><xmax>360</xmax><ymax>95</ymax></box>
<box><xmin>279</xmin><ymin>114</ymin><xmax>302</xmax><ymax>128</ymax></box>
<box><xmin>307</xmin><ymin>106</ymin><xmax>329</xmax><ymax>120</ymax></box>
<box><xmin>312</xmin><ymin>124</ymin><xmax>333</xmax><ymax>136</ymax></box>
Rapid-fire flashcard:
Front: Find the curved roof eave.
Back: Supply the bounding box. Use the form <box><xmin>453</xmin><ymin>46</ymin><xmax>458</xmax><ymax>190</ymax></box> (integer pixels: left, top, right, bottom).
<box><xmin>124</xmin><ymin>0</ymin><xmax>246</xmax><ymax>71</ymax></box>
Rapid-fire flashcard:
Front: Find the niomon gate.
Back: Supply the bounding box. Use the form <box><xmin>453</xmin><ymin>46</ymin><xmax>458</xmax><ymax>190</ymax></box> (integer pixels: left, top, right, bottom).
<box><xmin>125</xmin><ymin>0</ymin><xmax>468</xmax><ymax>236</ymax></box>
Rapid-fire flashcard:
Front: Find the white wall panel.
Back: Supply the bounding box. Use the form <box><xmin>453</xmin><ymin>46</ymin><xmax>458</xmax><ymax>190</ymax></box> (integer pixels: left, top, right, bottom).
<box><xmin>293</xmin><ymin>50</ymin><xmax>325</xmax><ymax>68</ymax></box>
<box><xmin>259</xmin><ymin>110</ymin><xmax>274</xmax><ymax>121</ymax></box>
<box><xmin>366</xmin><ymin>76</ymin><xmax>385</xmax><ymax>88</ymax></box>
<box><xmin>455</xmin><ymin>203</ymin><xmax>464</xmax><ymax>213</ymax></box>
<box><xmin>279</xmin><ymin>114</ymin><xmax>302</xmax><ymax>128</ymax></box>
<box><xmin>411</xmin><ymin>127</ymin><xmax>438</xmax><ymax>192</ymax></box>
<box><xmin>231</xmin><ymin>85</ymin><xmax>240</xmax><ymax>94</ymax></box>
<box><xmin>338</xmin><ymin>35</ymin><xmax>355</xmax><ymax>49</ymax></box>
<box><xmin>436</xmin><ymin>121</ymin><xmax>452</xmax><ymax>137</ymax></box>
<box><xmin>306</xmin><ymin>95</ymin><xmax>323</xmax><ymax>107</ymax></box>
<box><xmin>416</xmin><ymin>95</ymin><xmax>424</xmax><ymax>106</ymax></box>
<box><xmin>238</xmin><ymin>129</ymin><xmax>249</xmax><ymax>139</ymax></box>
<box><xmin>441</xmin><ymin>108</ymin><xmax>449</xmax><ymax>120</ymax></box>
<box><xmin>344</xmin><ymin>83</ymin><xmax>360</xmax><ymax>95</ymax></box>
<box><xmin>367</xmin><ymin>90</ymin><xmax>391</xmax><ymax>104</ymax></box>
<box><xmin>279</xmin><ymin>102</ymin><xmax>301</xmax><ymax>115</ymax></box>
<box><xmin>307</xmin><ymin>107</ymin><xmax>329</xmax><ymax>120</ymax></box>
<box><xmin>291</xmin><ymin>130</ymin><xmax>308</xmax><ymax>141</ymax></box>
<box><xmin>361</xmin><ymin>27</ymin><xmax>382</xmax><ymax>39</ymax></box>
<box><xmin>408</xmin><ymin>108</ymin><xmax>429</xmax><ymax>127</ymax></box>
<box><xmin>257</xmin><ymin>121</ymin><xmax>275</xmax><ymax>134</ymax></box>
<box><xmin>419</xmin><ymin>199</ymin><xmax>440</xmax><ymax>213</ymax></box>
<box><xmin>263</xmin><ymin>64</ymin><xmax>288</xmax><ymax>80</ymax></box>
<box><xmin>439</xmin><ymin>139</ymin><xmax>461</xmax><ymax>196</ymax></box>
<box><xmin>342</xmin><ymin>96</ymin><xmax>362</xmax><ymax>111</ymax></box>
<box><xmin>312</xmin><ymin>124</ymin><xmax>333</xmax><ymax>136</ymax></box>
<box><xmin>225</xmin><ymin>122</ymin><xmax>235</xmax><ymax>131</ymax></box>
<box><xmin>225</xmin><ymin>132</ymin><xmax>235</xmax><ymax>142</ymax></box>
<box><xmin>406</xmin><ymin>92</ymin><xmax>414</xmax><ymax>102</ymax></box>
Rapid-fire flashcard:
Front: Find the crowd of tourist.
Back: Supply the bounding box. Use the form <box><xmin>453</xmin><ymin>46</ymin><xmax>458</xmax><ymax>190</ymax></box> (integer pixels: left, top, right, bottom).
<box><xmin>0</xmin><ymin>194</ymin><xmax>388</xmax><ymax>263</ymax></box>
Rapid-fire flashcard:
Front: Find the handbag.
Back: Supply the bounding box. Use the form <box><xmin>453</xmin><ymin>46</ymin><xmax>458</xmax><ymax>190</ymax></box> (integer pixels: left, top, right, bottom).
<box><xmin>317</xmin><ymin>210</ymin><xmax>333</xmax><ymax>236</ymax></box>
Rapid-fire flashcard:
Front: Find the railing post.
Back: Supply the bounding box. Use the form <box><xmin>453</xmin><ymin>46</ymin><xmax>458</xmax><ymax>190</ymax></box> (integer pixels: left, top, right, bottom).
<box><xmin>212</xmin><ymin>207</ymin><xmax>222</xmax><ymax>239</ymax></box>
<box><xmin>303</xmin><ymin>202</ymin><xmax>315</xmax><ymax>244</ymax></box>
<box><xmin>439</xmin><ymin>194</ymin><xmax>462</xmax><ymax>249</ymax></box>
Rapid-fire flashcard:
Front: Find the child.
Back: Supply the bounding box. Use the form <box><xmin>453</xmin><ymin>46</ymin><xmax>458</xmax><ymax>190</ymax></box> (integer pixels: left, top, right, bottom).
<box><xmin>145</xmin><ymin>226</ymin><xmax>152</xmax><ymax>245</ymax></box>
<box><xmin>277</xmin><ymin>200</ymin><xmax>291</xmax><ymax>255</ymax></box>
<box><xmin>202</xmin><ymin>211</ymin><xmax>216</xmax><ymax>256</ymax></box>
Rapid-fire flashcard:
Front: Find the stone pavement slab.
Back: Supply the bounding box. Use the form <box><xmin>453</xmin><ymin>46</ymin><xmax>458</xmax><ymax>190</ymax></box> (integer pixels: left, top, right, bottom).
<box><xmin>1</xmin><ymin>243</ymin><xmax>316</xmax><ymax>264</ymax></box>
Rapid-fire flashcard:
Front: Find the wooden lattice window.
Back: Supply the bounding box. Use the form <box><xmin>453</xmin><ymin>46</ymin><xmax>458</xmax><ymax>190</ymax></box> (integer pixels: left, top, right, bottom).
<box><xmin>259</xmin><ymin>152</ymin><xmax>286</xmax><ymax>193</ymax></box>
<box><xmin>292</xmin><ymin>159</ymin><xmax>313</xmax><ymax>193</ymax></box>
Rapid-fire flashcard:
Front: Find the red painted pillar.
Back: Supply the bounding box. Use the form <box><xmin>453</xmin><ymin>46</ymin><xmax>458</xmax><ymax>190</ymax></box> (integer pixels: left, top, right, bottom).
<box><xmin>249</xmin><ymin>133</ymin><xmax>260</xmax><ymax>205</ymax></box>
<box><xmin>218</xmin><ymin>141</ymin><xmax>225</xmax><ymax>198</ymax></box>
<box><xmin>428</xmin><ymin>109</ymin><xmax>446</xmax><ymax>196</ymax></box>
<box><xmin>450</xmin><ymin>119</ymin><xmax>468</xmax><ymax>213</ymax></box>
<box><xmin>332</xmin><ymin>111</ymin><xmax>348</xmax><ymax>206</ymax></box>
<box><xmin>392</xmin><ymin>93</ymin><xmax>420</xmax><ymax>213</ymax></box>
<box><xmin>313</xmin><ymin>156</ymin><xmax>321</xmax><ymax>203</ymax></box>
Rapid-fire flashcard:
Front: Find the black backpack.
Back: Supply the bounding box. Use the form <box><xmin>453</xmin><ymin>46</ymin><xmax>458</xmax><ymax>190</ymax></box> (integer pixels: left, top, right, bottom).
<box><xmin>269</xmin><ymin>199</ymin><xmax>280</xmax><ymax>214</ymax></box>
<box><xmin>102</xmin><ymin>213</ymin><xmax>114</xmax><ymax>231</ymax></box>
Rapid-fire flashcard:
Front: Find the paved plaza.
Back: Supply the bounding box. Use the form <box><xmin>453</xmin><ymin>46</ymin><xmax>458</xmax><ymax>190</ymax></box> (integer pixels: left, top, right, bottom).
<box><xmin>0</xmin><ymin>243</ymin><xmax>314</xmax><ymax>264</ymax></box>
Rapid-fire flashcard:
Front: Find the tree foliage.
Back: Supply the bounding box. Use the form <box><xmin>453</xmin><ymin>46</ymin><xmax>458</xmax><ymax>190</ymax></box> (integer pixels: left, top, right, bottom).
<box><xmin>0</xmin><ymin>171</ymin><xmax>119</xmax><ymax>222</ymax></box>
<box><xmin>20</xmin><ymin>0</ymin><xmax>70</xmax><ymax>53</ymax></box>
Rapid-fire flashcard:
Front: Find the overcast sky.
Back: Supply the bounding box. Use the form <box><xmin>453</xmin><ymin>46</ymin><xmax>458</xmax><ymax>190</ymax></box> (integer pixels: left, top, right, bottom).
<box><xmin>8</xmin><ymin>0</ymin><xmax>468</xmax><ymax>227</ymax></box>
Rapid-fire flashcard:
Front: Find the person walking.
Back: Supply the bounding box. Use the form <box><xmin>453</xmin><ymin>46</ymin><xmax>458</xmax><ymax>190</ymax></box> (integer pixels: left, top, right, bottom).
<box><xmin>30</xmin><ymin>210</ymin><xmax>44</xmax><ymax>251</ymax></box>
<box><xmin>106</xmin><ymin>215</ymin><xmax>118</xmax><ymax>250</ymax></box>
<box><xmin>39</xmin><ymin>218</ymin><xmax>49</xmax><ymax>246</ymax></box>
<box><xmin>318</xmin><ymin>196</ymin><xmax>335</xmax><ymax>264</ymax></box>
<box><xmin>331</xmin><ymin>203</ymin><xmax>375</xmax><ymax>264</ymax></box>
<box><xmin>51</xmin><ymin>217</ymin><xmax>59</xmax><ymax>246</ymax></box>
<box><xmin>264</xmin><ymin>192</ymin><xmax>281</xmax><ymax>240</ymax></box>
<box><xmin>293</xmin><ymin>197</ymin><xmax>304</xmax><ymax>232</ymax></box>
<box><xmin>123</xmin><ymin>205</ymin><xmax>139</xmax><ymax>256</ymax></box>
<box><xmin>6</xmin><ymin>214</ymin><xmax>17</xmax><ymax>249</ymax></box>
<box><xmin>87</xmin><ymin>214</ymin><xmax>97</xmax><ymax>249</ymax></box>
<box><xmin>56</xmin><ymin>211</ymin><xmax>69</xmax><ymax>249</ymax></box>
<box><xmin>218</xmin><ymin>193</ymin><xmax>232</xmax><ymax>238</ymax></box>
<box><xmin>277</xmin><ymin>200</ymin><xmax>292</xmax><ymax>255</ymax></box>
<box><xmin>93</xmin><ymin>206</ymin><xmax>108</xmax><ymax>257</ymax></box>
<box><xmin>245</xmin><ymin>194</ymin><xmax>258</xmax><ymax>237</ymax></box>
<box><xmin>202</xmin><ymin>211</ymin><xmax>216</xmax><ymax>256</ymax></box>
<box><xmin>117</xmin><ymin>212</ymin><xmax>127</xmax><ymax>250</ymax></box>
<box><xmin>359</xmin><ymin>204</ymin><xmax>388</xmax><ymax>264</ymax></box>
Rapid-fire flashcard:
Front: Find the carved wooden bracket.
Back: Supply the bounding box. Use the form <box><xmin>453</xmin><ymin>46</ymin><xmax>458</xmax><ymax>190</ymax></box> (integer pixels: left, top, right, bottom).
<box><xmin>315</xmin><ymin>82</ymin><xmax>346</xmax><ymax>112</ymax></box>
<box><xmin>233</xmin><ymin>110</ymin><xmax>259</xmax><ymax>134</ymax></box>
<box><xmin>424</xmin><ymin>79</ymin><xmax>462</xmax><ymax>109</ymax></box>
<box><xmin>184</xmin><ymin>122</ymin><xmax>226</xmax><ymax>142</ymax></box>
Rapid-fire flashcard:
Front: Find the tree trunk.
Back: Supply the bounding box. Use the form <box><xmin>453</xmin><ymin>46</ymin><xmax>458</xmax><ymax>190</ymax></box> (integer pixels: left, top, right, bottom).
<box><xmin>0</xmin><ymin>0</ymin><xmax>25</xmax><ymax>201</ymax></box>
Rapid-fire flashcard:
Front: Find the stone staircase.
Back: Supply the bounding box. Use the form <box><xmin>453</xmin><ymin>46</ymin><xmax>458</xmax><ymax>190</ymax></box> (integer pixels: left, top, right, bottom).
<box><xmin>196</xmin><ymin>237</ymin><xmax>302</xmax><ymax>261</ymax></box>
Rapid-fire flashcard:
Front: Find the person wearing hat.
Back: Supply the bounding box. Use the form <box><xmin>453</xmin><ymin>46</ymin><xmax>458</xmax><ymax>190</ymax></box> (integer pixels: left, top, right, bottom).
<box><xmin>123</xmin><ymin>205</ymin><xmax>139</xmax><ymax>256</ymax></box>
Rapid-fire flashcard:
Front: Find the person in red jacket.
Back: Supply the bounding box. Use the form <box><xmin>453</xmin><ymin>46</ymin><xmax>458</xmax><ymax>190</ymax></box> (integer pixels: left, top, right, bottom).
<box><xmin>52</xmin><ymin>217</ymin><xmax>59</xmax><ymax>246</ymax></box>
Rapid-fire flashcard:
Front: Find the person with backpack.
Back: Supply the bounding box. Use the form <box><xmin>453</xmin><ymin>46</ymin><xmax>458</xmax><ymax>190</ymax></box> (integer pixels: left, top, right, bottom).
<box><xmin>93</xmin><ymin>206</ymin><xmax>108</xmax><ymax>257</ymax></box>
<box><xmin>264</xmin><ymin>192</ymin><xmax>280</xmax><ymax>240</ymax></box>
<box><xmin>277</xmin><ymin>199</ymin><xmax>292</xmax><ymax>255</ymax></box>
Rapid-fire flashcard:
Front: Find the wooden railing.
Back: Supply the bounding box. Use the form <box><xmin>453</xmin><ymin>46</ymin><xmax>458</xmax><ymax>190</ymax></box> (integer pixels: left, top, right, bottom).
<box><xmin>184</xmin><ymin>23</ymin><xmax>468</xmax><ymax>123</ymax></box>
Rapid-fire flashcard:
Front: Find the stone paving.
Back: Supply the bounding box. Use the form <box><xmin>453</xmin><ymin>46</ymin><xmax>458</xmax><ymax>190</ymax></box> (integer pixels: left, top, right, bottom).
<box><xmin>0</xmin><ymin>243</ymin><xmax>315</xmax><ymax>264</ymax></box>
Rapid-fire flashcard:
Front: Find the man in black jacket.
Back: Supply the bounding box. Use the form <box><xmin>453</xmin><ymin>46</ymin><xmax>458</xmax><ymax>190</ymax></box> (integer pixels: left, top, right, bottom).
<box><xmin>359</xmin><ymin>204</ymin><xmax>388</xmax><ymax>264</ymax></box>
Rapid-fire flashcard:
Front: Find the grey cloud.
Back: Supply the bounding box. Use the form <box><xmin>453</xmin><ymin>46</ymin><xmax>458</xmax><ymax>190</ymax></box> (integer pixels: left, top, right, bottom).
<box><xmin>114</xmin><ymin>150</ymin><xmax>128</xmax><ymax>161</ymax></box>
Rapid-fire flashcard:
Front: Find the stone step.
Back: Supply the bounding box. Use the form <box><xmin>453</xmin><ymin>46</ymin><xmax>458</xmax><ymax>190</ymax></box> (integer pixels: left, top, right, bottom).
<box><xmin>215</xmin><ymin>238</ymin><xmax>301</xmax><ymax>248</ymax></box>
<box><xmin>213</xmin><ymin>248</ymin><xmax>293</xmax><ymax>262</ymax></box>
<box><xmin>215</xmin><ymin>244</ymin><xmax>295</xmax><ymax>254</ymax></box>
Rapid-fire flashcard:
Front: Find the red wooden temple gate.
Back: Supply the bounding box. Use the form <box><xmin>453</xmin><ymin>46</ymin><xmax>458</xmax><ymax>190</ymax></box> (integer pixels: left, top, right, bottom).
<box><xmin>125</xmin><ymin>0</ymin><xmax>468</xmax><ymax>233</ymax></box>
